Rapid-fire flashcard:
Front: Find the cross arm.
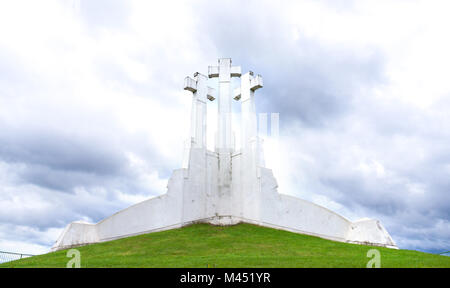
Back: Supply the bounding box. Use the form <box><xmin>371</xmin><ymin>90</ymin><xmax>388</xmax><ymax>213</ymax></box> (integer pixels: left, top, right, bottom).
<box><xmin>231</xmin><ymin>66</ymin><xmax>242</xmax><ymax>77</ymax></box>
<box><xmin>184</xmin><ymin>76</ymin><xmax>197</xmax><ymax>92</ymax></box>
<box><xmin>250</xmin><ymin>74</ymin><xmax>263</xmax><ymax>91</ymax></box>
<box><xmin>208</xmin><ymin>65</ymin><xmax>242</xmax><ymax>78</ymax></box>
<box><xmin>208</xmin><ymin>66</ymin><xmax>219</xmax><ymax>78</ymax></box>
<box><xmin>207</xmin><ymin>87</ymin><xmax>216</xmax><ymax>101</ymax></box>
<box><xmin>233</xmin><ymin>72</ymin><xmax>263</xmax><ymax>101</ymax></box>
<box><xmin>233</xmin><ymin>87</ymin><xmax>241</xmax><ymax>101</ymax></box>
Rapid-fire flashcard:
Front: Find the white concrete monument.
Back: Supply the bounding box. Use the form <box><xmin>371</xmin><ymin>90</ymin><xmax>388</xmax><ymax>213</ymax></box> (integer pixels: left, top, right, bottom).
<box><xmin>52</xmin><ymin>58</ymin><xmax>397</xmax><ymax>251</ymax></box>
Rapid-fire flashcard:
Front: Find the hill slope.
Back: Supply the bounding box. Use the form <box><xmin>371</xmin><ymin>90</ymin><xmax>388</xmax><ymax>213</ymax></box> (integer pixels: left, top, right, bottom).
<box><xmin>1</xmin><ymin>223</ymin><xmax>449</xmax><ymax>268</ymax></box>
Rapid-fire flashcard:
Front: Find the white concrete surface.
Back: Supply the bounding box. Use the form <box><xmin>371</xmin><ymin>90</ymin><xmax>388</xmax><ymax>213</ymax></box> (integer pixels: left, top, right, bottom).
<box><xmin>52</xmin><ymin>58</ymin><xmax>397</xmax><ymax>251</ymax></box>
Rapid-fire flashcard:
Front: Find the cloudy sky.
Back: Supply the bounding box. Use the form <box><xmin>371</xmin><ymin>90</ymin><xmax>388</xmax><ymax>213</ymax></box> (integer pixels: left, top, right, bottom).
<box><xmin>1</xmin><ymin>0</ymin><xmax>449</xmax><ymax>255</ymax></box>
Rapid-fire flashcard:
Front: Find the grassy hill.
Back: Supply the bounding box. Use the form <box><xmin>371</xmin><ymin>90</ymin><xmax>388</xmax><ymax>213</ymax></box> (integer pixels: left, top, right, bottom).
<box><xmin>1</xmin><ymin>223</ymin><xmax>449</xmax><ymax>268</ymax></box>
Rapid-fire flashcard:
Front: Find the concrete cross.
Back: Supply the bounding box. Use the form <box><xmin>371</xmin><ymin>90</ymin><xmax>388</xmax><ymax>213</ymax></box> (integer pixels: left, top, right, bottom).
<box><xmin>233</xmin><ymin>71</ymin><xmax>263</xmax><ymax>101</ymax></box>
<box><xmin>208</xmin><ymin>58</ymin><xmax>241</xmax><ymax>151</ymax></box>
<box><xmin>208</xmin><ymin>58</ymin><xmax>241</xmax><ymax>192</ymax></box>
<box><xmin>184</xmin><ymin>72</ymin><xmax>216</xmax><ymax>148</ymax></box>
<box><xmin>233</xmin><ymin>71</ymin><xmax>263</xmax><ymax>147</ymax></box>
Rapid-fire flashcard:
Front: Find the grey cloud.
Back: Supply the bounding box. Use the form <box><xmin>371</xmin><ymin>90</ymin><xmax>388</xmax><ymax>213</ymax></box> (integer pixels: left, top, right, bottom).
<box><xmin>0</xmin><ymin>128</ymin><xmax>125</xmax><ymax>176</ymax></box>
<box><xmin>0</xmin><ymin>132</ymin><xmax>169</xmax><ymax>194</ymax></box>
<box><xmin>193</xmin><ymin>1</ymin><xmax>387</xmax><ymax>126</ymax></box>
<box><xmin>0</xmin><ymin>223</ymin><xmax>55</xmax><ymax>247</ymax></box>
<box><xmin>0</xmin><ymin>183</ymin><xmax>126</xmax><ymax>229</ymax></box>
<box><xmin>258</xmin><ymin>46</ymin><xmax>386</xmax><ymax>126</ymax></box>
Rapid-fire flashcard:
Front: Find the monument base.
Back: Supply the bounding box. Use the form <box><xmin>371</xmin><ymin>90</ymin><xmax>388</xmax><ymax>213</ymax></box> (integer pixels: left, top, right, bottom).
<box><xmin>52</xmin><ymin>150</ymin><xmax>397</xmax><ymax>251</ymax></box>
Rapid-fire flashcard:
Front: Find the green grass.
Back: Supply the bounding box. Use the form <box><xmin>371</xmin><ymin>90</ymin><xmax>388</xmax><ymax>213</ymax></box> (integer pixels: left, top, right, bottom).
<box><xmin>1</xmin><ymin>223</ymin><xmax>449</xmax><ymax>268</ymax></box>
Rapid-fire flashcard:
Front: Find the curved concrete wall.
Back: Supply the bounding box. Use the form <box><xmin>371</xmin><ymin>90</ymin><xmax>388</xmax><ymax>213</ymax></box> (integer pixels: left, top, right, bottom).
<box><xmin>53</xmin><ymin>222</ymin><xmax>98</xmax><ymax>250</ymax></box>
<box><xmin>347</xmin><ymin>218</ymin><xmax>397</xmax><ymax>248</ymax></box>
<box><xmin>53</xmin><ymin>169</ymin><xmax>185</xmax><ymax>250</ymax></box>
<box><xmin>242</xmin><ymin>167</ymin><xmax>351</xmax><ymax>242</ymax></box>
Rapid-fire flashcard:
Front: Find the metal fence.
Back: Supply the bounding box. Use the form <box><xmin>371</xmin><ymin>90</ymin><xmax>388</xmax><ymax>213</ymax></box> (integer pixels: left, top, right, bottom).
<box><xmin>0</xmin><ymin>251</ymin><xmax>34</xmax><ymax>264</ymax></box>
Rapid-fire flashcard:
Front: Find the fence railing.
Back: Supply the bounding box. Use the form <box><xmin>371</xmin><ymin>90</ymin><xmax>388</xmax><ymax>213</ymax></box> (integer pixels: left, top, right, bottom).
<box><xmin>0</xmin><ymin>251</ymin><xmax>34</xmax><ymax>264</ymax></box>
